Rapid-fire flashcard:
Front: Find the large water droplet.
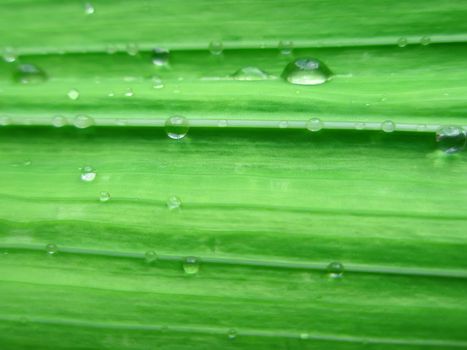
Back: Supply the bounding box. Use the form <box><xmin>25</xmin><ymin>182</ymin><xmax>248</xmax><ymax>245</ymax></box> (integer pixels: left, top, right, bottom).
<box><xmin>381</xmin><ymin>120</ymin><xmax>395</xmax><ymax>133</ymax></box>
<box><xmin>84</xmin><ymin>2</ymin><xmax>95</xmax><ymax>15</ymax></box>
<box><xmin>436</xmin><ymin>126</ymin><xmax>466</xmax><ymax>154</ymax></box>
<box><xmin>165</xmin><ymin>116</ymin><xmax>189</xmax><ymax>139</ymax></box>
<box><xmin>145</xmin><ymin>250</ymin><xmax>158</xmax><ymax>264</ymax></box>
<box><xmin>2</xmin><ymin>47</ymin><xmax>17</xmax><ymax>62</ymax></box>
<box><xmin>326</xmin><ymin>262</ymin><xmax>344</xmax><ymax>279</ymax></box>
<box><xmin>46</xmin><ymin>243</ymin><xmax>58</xmax><ymax>255</ymax></box>
<box><xmin>306</xmin><ymin>118</ymin><xmax>323</xmax><ymax>132</ymax></box>
<box><xmin>152</xmin><ymin>48</ymin><xmax>170</xmax><ymax>66</ymax></box>
<box><xmin>209</xmin><ymin>40</ymin><xmax>224</xmax><ymax>55</ymax></box>
<box><xmin>183</xmin><ymin>256</ymin><xmax>200</xmax><ymax>274</ymax></box>
<box><xmin>231</xmin><ymin>67</ymin><xmax>270</xmax><ymax>80</ymax></box>
<box><xmin>99</xmin><ymin>191</ymin><xmax>111</xmax><ymax>202</ymax></box>
<box><xmin>67</xmin><ymin>88</ymin><xmax>80</xmax><ymax>100</ymax></box>
<box><xmin>81</xmin><ymin>166</ymin><xmax>97</xmax><ymax>182</ymax></box>
<box><xmin>52</xmin><ymin>115</ymin><xmax>67</xmax><ymax>127</ymax></box>
<box><xmin>73</xmin><ymin>114</ymin><xmax>94</xmax><ymax>129</ymax></box>
<box><xmin>14</xmin><ymin>64</ymin><xmax>47</xmax><ymax>84</ymax></box>
<box><xmin>167</xmin><ymin>195</ymin><xmax>182</xmax><ymax>210</ymax></box>
<box><xmin>282</xmin><ymin>58</ymin><xmax>333</xmax><ymax>85</ymax></box>
<box><xmin>279</xmin><ymin>40</ymin><xmax>293</xmax><ymax>55</ymax></box>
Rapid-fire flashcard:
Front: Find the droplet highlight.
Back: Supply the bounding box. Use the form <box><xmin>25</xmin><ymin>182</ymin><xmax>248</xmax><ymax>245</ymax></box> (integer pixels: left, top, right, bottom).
<box><xmin>14</xmin><ymin>64</ymin><xmax>47</xmax><ymax>84</ymax></box>
<box><xmin>282</xmin><ymin>58</ymin><xmax>333</xmax><ymax>85</ymax></box>
<box><xmin>99</xmin><ymin>191</ymin><xmax>111</xmax><ymax>202</ymax></box>
<box><xmin>183</xmin><ymin>256</ymin><xmax>200</xmax><ymax>275</ymax></box>
<box><xmin>209</xmin><ymin>40</ymin><xmax>223</xmax><ymax>55</ymax></box>
<box><xmin>306</xmin><ymin>118</ymin><xmax>323</xmax><ymax>132</ymax></box>
<box><xmin>436</xmin><ymin>126</ymin><xmax>466</xmax><ymax>154</ymax></box>
<box><xmin>397</xmin><ymin>37</ymin><xmax>408</xmax><ymax>47</ymax></box>
<box><xmin>84</xmin><ymin>2</ymin><xmax>95</xmax><ymax>15</ymax></box>
<box><xmin>420</xmin><ymin>36</ymin><xmax>431</xmax><ymax>46</ymax></box>
<box><xmin>279</xmin><ymin>40</ymin><xmax>293</xmax><ymax>55</ymax></box>
<box><xmin>165</xmin><ymin>116</ymin><xmax>189</xmax><ymax>140</ymax></box>
<box><xmin>152</xmin><ymin>48</ymin><xmax>170</xmax><ymax>66</ymax></box>
<box><xmin>67</xmin><ymin>88</ymin><xmax>80</xmax><ymax>100</ymax></box>
<box><xmin>227</xmin><ymin>329</ymin><xmax>238</xmax><ymax>340</ymax></box>
<box><xmin>80</xmin><ymin>166</ymin><xmax>97</xmax><ymax>182</ymax></box>
<box><xmin>151</xmin><ymin>76</ymin><xmax>164</xmax><ymax>89</ymax></box>
<box><xmin>73</xmin><ymin>114</ymin><xmax>94</xmax><ymax>129</ymax></box>
<box><xmin>327</xmin><ymin>262</ymin><xmax>344</xmax><ymax>279</ymax></box>
<box><xmin>231</xmin><ymin>67</ymin><xmax>270</xmax><ymax>81</ymax></box>
<box><xmin>52</xmin><ymin>115</ymin><xmax>67</xmax><ymax>128</ymax></box>
<box><xmin>46</xmin><ymin>243</ymin><xmax>58</xmax><ymax>255</ymax></box>
<box><xmin>167</xmin><ymin>195</ymin><xmax>182</xmax><ymax>210</ymax></box>
<box><xmin>2</xmin><ymin>47</ymin><xmax>17</xmax><ymax>63</ymax></box>
<box><xmin>145</xmin><ymin>250</ymin><xmax>158</xmax><ymax>264</ymax></box>
<box><xmin>381</xmin><ymin>120</ymin><xmax>395</xmax><ymax>133</ymax></box>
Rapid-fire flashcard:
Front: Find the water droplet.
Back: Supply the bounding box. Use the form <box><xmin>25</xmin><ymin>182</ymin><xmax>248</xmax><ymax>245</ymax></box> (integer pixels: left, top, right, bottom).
<box><xmin>14</xmin><ymin>64</ymin><xmax>47</xmax><ymax>84</ymax></box>
<box><xmin>327</xmin><ymin>262</ymin><xmax>344</xmax><ymax>279</ymax></box>
<box><xmin>299</xmin><ymin>333</ymin><xmax>310</xmax><ymax>340</ymax></box>
<box><xmin>124</xmin><ymin>88</ymin><xmax>134</xmax><ymax>97</ymax></box>
<box><xmin>278</xmin><ymin>121</ymin><xmax>288</xmax><ymax>128</ymax></box>
<box><xmin>209</xmin><ymin>40</ymin><xmax>223</xmax><ymax>55</ymax></box>
<box><xmin>126</xmin><ymin>43</ymin><xmax>139</xmax><ymax>56</ymax></box>
<box><xmin>436</xmin><ymin>126</ymin><xmax>466</xmax><ymax>154</ymax></box>
<box><xmin>306</xmin><ymin>118</ymin><xmax>323</xmax><ymax>132</ymax></box>
<box><xmin>52</xmin><ymin>115</ymin><xmax>67</xmax><ymax>127</ymax></box>
<box><xmin>84</xmin><ymin>2</ymin><xmax>95</xmax><ymax>15</ymax></box>
<box><xmin>282</xmin><ymin>58</ymin><xmax>333</xmax><ymax>85</ymax></box>
<box><xmin>420</xmin><ymin>36</ymin><xmax>431</xmax><ymax>46</ymax></box>
<box><xmin>81</xmin><ymin>166</ymin><xmax>97</xmax><ymax>182</ymax></box>
<box><xmin>218</xmin><ymin>120</ymin><xmax>228</xmax><ymax>127</ymax></box>
<box><xmin>73</xmin><ymin>114</ymin><xmax>94</xmax><ymax>129</ymax></box>
<box><xmin>397</xmin><ymin>37</ymin><xmax>408</xmax><ymax>47</ymax></box>
<box><xmin>231</xmin><ymin>67</ymin><xmax>270</xmax><ymax>80</ymax></box>
<box><xmin>279</xmin><ymin>40</ymin><xmax>293</xmax><ymax>55</ymax></box>
<box><xmin>151</xmin><ymin>76</ymin><xmax>164</xmax><ymax>89</ymax></box>
<box><xmin>0</xmin><ymin>116</ymin><xmax>11</xmax><ymax>126</ymax></box>
<box><xmin>67</xmin><ymin>88</ymin><xmax>80</xmax><ymax>100</ymax></box>
<box><xmin>183</xmin><ymin>256</ymin><xmax>199</xmax><ymax>274</ymax></box>
<box><xmin>2</xmin><ymin>47</ymin><xmax>17</xmax><ymax>62</ymax></box>
<box><xmin>165</xmin><ymin>116</ymin><xmax>189</xmax><ymax>139</ymax></box>
<box><xmin>145</xmin><ymin>250</ymin><xmax>158</xmax><ymax>264</ymax></box>
<box><xmin>46</xmin><ymin>243</ymin><xmax>58</xmax><ymax>255</ymax></box>
<box><xmin>381</xmin><ymin>120</ymin><xmax>395</xmax><ymax>133</ymax></box>
<box><xmin>355</xmin><ymin>122</ymin><xmax>365</xmax><ymax>130</ymax></box>
<box><xmin>227</xmin><ymin>329</ymin><xmax>237</xmax><ymax>340</ymax></box>
<box><xmin>152</xmin><ymin>48</ymin><xmax>170</xmax><ymax>66</ymax></box>
<box><xmin>167</xmin><ymin>195</ymin><xmax>182</xmax><ymax>210</ymax></box>
<box><xmin>99</xmin><ymin>191</ymin><xmax>111</xmax><ymax>202</ymax></box>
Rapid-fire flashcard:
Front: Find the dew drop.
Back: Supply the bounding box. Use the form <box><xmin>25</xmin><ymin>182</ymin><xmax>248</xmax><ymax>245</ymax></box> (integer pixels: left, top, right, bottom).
<box><xmin>99</xmin><ymin>191</ymin><xmax>111</xmax><ymax>202</ymax></box>
<box><xmin>126</xmin><ymin>43</ymin><xmax>139</xmax><ymax>56</ymax></box>
<box><xmin>183</xmin><ymin>256</ymin><xmax>199</xmax><ymax>275</ymax></box>
<box><xmin>436</xmin><ymin>126</ymin><xmax>466</xmax><ymax>154</ymax></box>
<box><xmin>231</xmin><ymin>67</ymin><xmax>270</xmax><ymax>80</ymax></box>
<box><xmin>165</xmin><ymin>116</ymin><xmax>189</xmax><ymax>139</ymax></box>
<box><xmin>67</xmin><ymin>88</ymin><xmax>80</xmax><ymax>100</ymax></box>
<box><xmin>397</xmin><ymin>37</ymin><xmax>408</xmax><ymax>47</ymax></box>
<box><xmin>218</xmin><ymin>120</ymin><xmax>228</xmax><ymax>127</ymax></box>
<box><xmin>152</xmin><ymin>48</ymin><xmax>170</xmax><ymax>66</ymax></box>
<box><xmin>306</xmin><ymin>118</ymin><xmax>323</xmax><ymax>132</ymax></box>
<box><xmin>355</xmin><ymin>122</ymin><xmax>365</xmax><ymax>130</ymax></box>
<box><xmin>381</xmin><ymin>120</ymin><xmax>395</xmax><ymax>133</ymax></box>
<box><xmin>145</xmin><ymin>250</ymin><xmax>158</xmax><ymax>264</ymax></box>
<box><xmin>80</xmin><ymin>166</ymin><xmax>97</xmax><ymax>182</ymax></box>
<box><xmin>2</xmin><ymin>47</ymin><xmax>17</xmax><ymax>63</ymax></box>
<box><xmin>167</xmin><ymin>195</ymin><xmax>182</xmax><ymax>210</ymax></box>
<box><xmin>282</xmin><ymin>58</ymin><xmax>333</xmax><ymax>85</ymax></box>
<box><xmin>278</xmin><ymin>121</ymin><xmax>288</xmax><ymax>128</ymax></box>
<box><xmin>46</xmin><ymin>243</ymin><xmax>58</xmax><ymax>255</ymax></box>
<box><xmin>151</xmin><ymin>76</ymin><xmax>164</xmax><ymax>89</ymax></box>
<box><xmin>227</xmin><ymin>329</ymin><xmax>238</xmax><ymax>340</ymax></box>
<box><xmin>209</xmin><ymin>40</ymin><xmax>224</xmax><ymax>55</ymax></box>
<box><xmin>327</xmin><ymin>261</ymin><xmax>344</xmax><ymax>279</ymax></box>
<box><xmin>299</xmin><ymin>333</ymin><xmax>310</xmax><ymax>340</ymax></box>
<box><xmin>124</xmin><ymin>88</ymin><xmax>134</xmax><ymax>97</ymax></box>
<box><xmin>52</xmin><ymin>115</ymin><xmax>67</xmax><ymax>127</ymax></box>
<box><xmin>73</xmin><ymin>114</ymin><xmax>94</xmax><ymax>129</ymax></box>
<box><xmin>84</xmin><ymin>2</ymin><xmax>95</xmax><ymax>15</ymax></box>
<box><xmin>279</xmin><ymin>40</ymin><xmax>293</xmax><ymax>55</ymax></box>
<box><xmin>420</xmin><ymin>36</ymin><xmax>431</xmax><ymax>46</ymax></box>
<box><xmin>14</xmin><ymin>64</ymin><xmax>47</xmax><ymax>84</ymax></box>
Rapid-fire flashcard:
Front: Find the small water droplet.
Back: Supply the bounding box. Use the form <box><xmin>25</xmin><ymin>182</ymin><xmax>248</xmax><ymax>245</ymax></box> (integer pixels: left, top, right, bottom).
<box><xmin>99</xmin><ymin>191</ymin><xmax>111</xmax><ymax>202</ymax></box>
<box><xmin>14</xmin><ymin>64</ymin><xmax>47</xmax><ymax>84</ymax></box>
<box><xmin>420</xmin><ymin>36</ymin><xmax>431</xmax><ymax>46</ymax></box>
<box><xmin>52</xmin><ymin>115</ymin><xmax>67</xmax><ymax>127</ymax></box>
<box><xmin>299</xmin><ymin>333</ymin><xmax>310</xmax><ymax>340</ymax></box>
<box><xmin>151</xmin><ymin>76</ymin><xmax>164</xmax><ymax>89</ymax></box>
<box><xmin>397</xmin><ymin>37</ymin><xmax>408</xmax><ymax>47</ymax></box>
<box><xmin>282</xmin><ymin>58</ymin><xmax>333</xmax><ymax>85</ymax></box>
<box><xmin>126</xmin><ymin>43</ymin><xmax>139</xmax><ymax>56</ymax></box>
<box><xmin>227</xmin><ymin>329</ymin><xmax>237</xmax><ymax>340</ymax></box>
<box><xmin>165</xmin><ymin>116</ymin><xmax>189</xmax><ymax>139</ymax></box>
<box><xmin>183</xmin><ymin>256</ymin><xmax>199</xmax><ymax>274</ymax></box>
<box><xmin>218</xmin><ymin>120</ymin><xmax>228</xmax><ymax>127</ymax></box>
<box><xmin>0</xmin><ymin>116</ymin><xmax>11</xmax><ymax>126</ymax></box>
<box><xmin>436</xmin><ymin>126</ymin><xmax>466</xmax><ymax>154</ymax></box>
<box><xmin>231</xmin><ymin>67</ymin><xmax>270</xmax><ymax>80</ymax></box>
<box><xmin>73</xmin><ymin>114</ymin><xmax>94</xmax><ymax>129</ymax></box>
<box><xmin>279</xmin><ymin>40</ymin><xmax>293</xmax><ymax>55</ymax></box>
<box><xmin>108</xmin><ymin>91</ymin><xmax>115</xmax><ymax>97</ymax></box>
<box><xmin>152</xmin><ymin>48</ymin><xmax>170</xmax><ymax>66</ymax></box>
<box><xmin>381</xmin><ymin>120</ymin><xmax>395</xmax><ymax>133</ymax></box>
<box><xmin>167</xmin><ymin>195</ymin><xmax>182</xmax><ymax>210</ymax></box>
<box><xmin>106</xmin><ymin>44</ymin><xmax>118</xmax><ymax>54</ymax></box>
<box><xmin>327</xmin><ymin>261</ymin><xmax>344</xmax><ymax>279</ymax></box>
<box><xmin>124</xmin><ymin>88</ymin><xmax>134</xmax><ymax>97</ymax></box>
<box><xmin>209</xmin><ymin>40</ymin><xmax>223</xmax><ymax>55</ymax></box>
<box><xmin>67</xmin><ymin>88</ymin><xmax>80</xmax><ymax>100</ymax></box>
<box><xmin>2</xmin><ymin>47</ymin><xmax>17</xmax><ymax>62</ymax></box>
<box><xmin>278</xmin><ymin>121</ymin><xmax>288</xmax><ymax>128</ymax></box>
<box><xmin>355</xmin><ymin>122</ymin><xmax>365</xmax><ymax>130</ymax></box>
<box><xmin>145</xmin><ymin>250</ymin><xmax>158</xmax><ymax>264</ymax></box>
<box><xmin>84</xmin><ymin>2</ymin><xmax>95</xmax><ymax>15</ymax></box>
<box><xmin>306</xmin><ymin>118</ymin><xmax>323</xmax><ymax>132</ymax></box>
<box><xmin>81</xmin><ymin>166</ymin><xmax>97</xmax><ymax>182</ymax></box>
<box><xmin>46</xmin><ymin>243</ymin><xmax>58</xmax><ymax>255</ymax></box>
